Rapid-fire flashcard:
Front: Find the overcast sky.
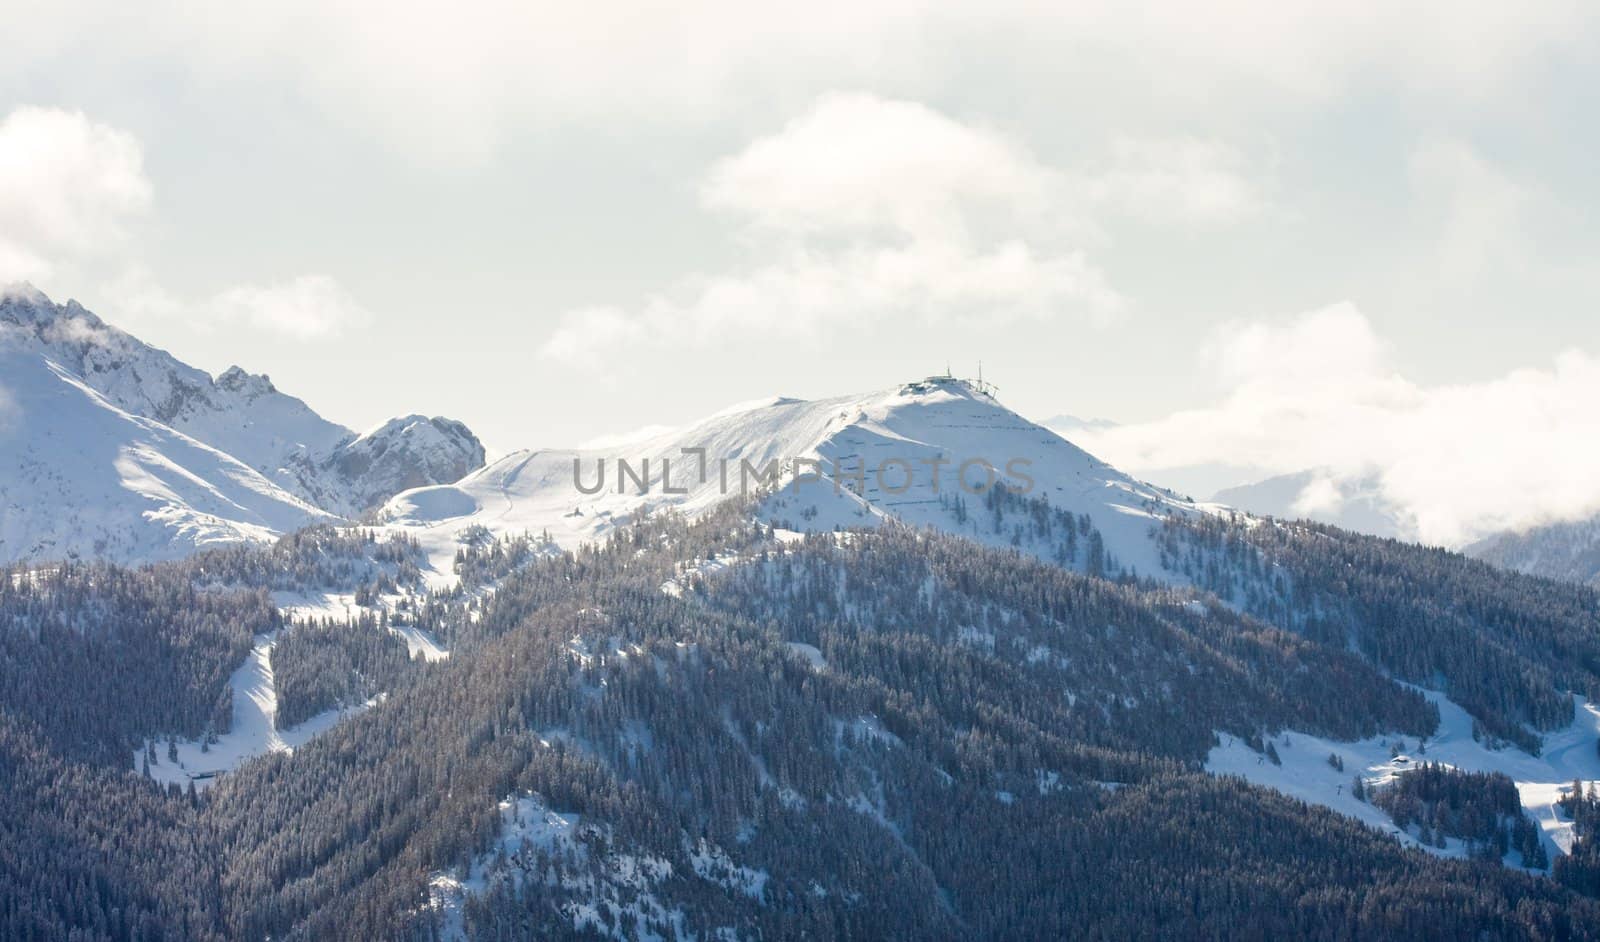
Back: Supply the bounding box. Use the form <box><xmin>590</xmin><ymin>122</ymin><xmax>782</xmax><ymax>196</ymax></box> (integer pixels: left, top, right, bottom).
<box><xmin>4</xmin><ymin>2</ymin><xmax>1600</xmax><ymax>543</ymax></box>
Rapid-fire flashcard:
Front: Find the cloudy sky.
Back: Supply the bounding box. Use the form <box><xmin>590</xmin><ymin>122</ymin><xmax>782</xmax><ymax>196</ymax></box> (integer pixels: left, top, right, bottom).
<box><xmin>3</xmin><ymin>1</ymin><xmax>1599</xmax><ymax>544</ymax></box>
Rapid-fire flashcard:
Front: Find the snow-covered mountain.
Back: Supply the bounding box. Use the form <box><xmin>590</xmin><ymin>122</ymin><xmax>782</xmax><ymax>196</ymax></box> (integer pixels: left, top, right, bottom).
<box><xmin>1210</xmin><ymin>468</ymin><xmax>1413</xmax><ymax>541</ymax></box>
<box><xmin>286</xmin><ymin>413</ymin><xmax>486</xmax><ymax>517</ymax></box>
<box><xmin>0</xmin><ymin>346</ymin><xmax>331</xmax><ymax>562</ymax></box>
<box><xmin>383</xmin><ymin>376</ymin><xmax>1215</xmax><ymax>580</ymax></box>
<box><xmin>0</xmin><ymin>285</ymin><xmax>485</xmax><ymax>564</ymax></box>
<box><xmin>1467</xmin><ymin>513</ymin><xmax>1600</xmax><ymax>588</ymax></box>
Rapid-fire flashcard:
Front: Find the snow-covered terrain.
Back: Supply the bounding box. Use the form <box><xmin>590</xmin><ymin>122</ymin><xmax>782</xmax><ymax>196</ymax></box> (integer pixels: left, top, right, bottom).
<box><xmin>426</xmin><ymin>791</ymin><xmax>767</xmax><ymax>941</ymax></box>
<box><xmin>275</xmin><ymin>589</ymin><xmax>451</xmax><ymax>662</ymax></box>
<box><xmin>0</xmin><ymin>285</ymin><xmax>485</xmax><ymax>564</ymax></box>
<box><xmin>314</xmin><ymin>414</ymin><xmax>484</xmax><ymax>516</ymax></box>
<box><xmin>1208</xmin><ymin>688</ymin><xmax>1600</xmax><ymax>867</ymax></box>
<box><xmin>383</xmin><ymin>376</ymin><xmax>1216</xmax><ymax>583</ymax></box>
<box><xmin>129</xmin><ymin>584</ymin><xmax>451</xmax><ymax>788</ymax></box>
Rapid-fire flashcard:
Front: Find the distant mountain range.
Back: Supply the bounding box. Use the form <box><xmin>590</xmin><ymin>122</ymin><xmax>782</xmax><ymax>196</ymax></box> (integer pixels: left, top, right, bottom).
<box><xmin>10</xmin><ymin>282</ymin><xmax>1600</xmax><ymax>593</ymax></box>
<box><xmin>382</xmin><ymin>378</ymin><xmax>1208</xmax><ymax>584</ymax></box>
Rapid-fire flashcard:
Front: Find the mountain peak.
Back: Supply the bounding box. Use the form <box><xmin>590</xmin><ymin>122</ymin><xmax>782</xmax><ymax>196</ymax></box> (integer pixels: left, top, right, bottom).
<box><xmin>383</xmin><ymin>375</ymin><xmax>1195</xmax><ymax>584</ymax></box>
<box><xmin>898</xmin><ymin>373</ymin><xmax>1001</xmax><ymax>403</ymax></box>
<box><xmin>325</xmin><ymin>414</ymin><xmax>486</xmax><ymax>515</ymax></box>
<box><xmin>216</xmin><ymin>365</ymin><xmax>278</xmax><ymax>396</ymax></box>
<box><xmin>0</xmin><ymin>284</ymin><xmax>71</xmax><ymax>330</ymax></box>
<box><xmin>0</xmin><ymin>281</ymin><xmax>50</xmax><ymax>307</ymax></box>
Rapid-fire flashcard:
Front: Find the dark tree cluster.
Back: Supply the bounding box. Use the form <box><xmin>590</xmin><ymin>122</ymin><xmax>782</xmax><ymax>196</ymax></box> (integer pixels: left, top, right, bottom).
<box><xmin>703</xmin><ymin>522</ymin><xmax>1437</xmax><ymax>761</ymax></box>
<box><xmin>1371</xmin><ymin>762</ymin><xmax>1547</xmax><ymax>867</ymax></box>
<box><xmin>174</xmin><ymin>524</ymin><xmax>427</xmax><ymax>595</ymax></box>
<box><xmin>1556</xmin><ymin>782</ymin><xmax>1600</xmax><ymax>896</ymax></box>
<box><xmin>3</xmin><ymin>505</ymin><xmax>1600</xmax><ymax>939</ymax></box>
<box><xmin>270</xmin><ymin>612</ymin><xmax>416</xmax><ymax>728</ymax></box>
<box><xmin>0</xmin><ymin>562</ymin><xmax>273</xmax><ymax>763</ymax></box>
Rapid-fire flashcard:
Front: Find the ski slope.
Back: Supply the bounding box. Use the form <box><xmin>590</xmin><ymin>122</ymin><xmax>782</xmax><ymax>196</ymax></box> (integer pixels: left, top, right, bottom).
<box><xmin>134</xmin><ymin>632</ymin><xmax>375</xmax><ymax>789</ymax></box>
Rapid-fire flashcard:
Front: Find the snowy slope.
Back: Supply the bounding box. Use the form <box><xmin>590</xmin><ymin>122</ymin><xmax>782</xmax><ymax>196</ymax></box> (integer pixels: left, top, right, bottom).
<box><xmin>0</xmin><ymin>347</ymin><xmax>332</xmax><ymax>563</ymax></box>
<box><xmin>1</xmin><ymin>286</ymin><xmax>347</xmax><ymax>481</ymax></box>
<box><xmin>0</xmin><ymin>285</ymin><xmax>485</xmax><ymax>520</ymax></box>
<box><xmin>0</xmin><ymin>284</ymin><xmax>485</xmax><ymax>563</ymax></box>
<box><xmin>383</xmin><ymin>376</ymin><xmax>1212</xmax><ymax>581</ymax></box>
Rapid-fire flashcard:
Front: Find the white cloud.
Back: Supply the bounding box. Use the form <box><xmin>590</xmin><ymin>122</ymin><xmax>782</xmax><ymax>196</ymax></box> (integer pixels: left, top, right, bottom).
<box><xmin>701</xmin><ymin>92</ymin><xmax>1066</xmax><ymax>240</ymax></box>
<box><xmin>0</xmin><ymin>107</ymin><xmax>151</xmax><ymax>282</ymax></box>
<box><xmin>1073</xmin><ymin>303</ymin><xmax>1600</xmax><ymax>546</ymax></box>
<box><xmin>11</xmin><ymin>2</ymin><xmax>1593</xmax><ymax>163</ymax></box>
<box><xmin>1289</xmin><ymin>473</ymin><xmax>1346</xmax><ymax>517</ymax></box>
<box><xmin>17</xmin><ymin>1</ymin><xmax>941</xmax><ymax>165</ymax></box>
<box><xmin>541</xmin><ymin>93</ymin><xmax>1132</xmax><ymax>362</ymax></box>
<box><xmin>538</xmin><ymin>94</ymin><xmax>1280</xmax><ymax>363</ymax></box>
<box><xmin>1090</xmin><ymin>136</ymin><xmax>1268</xmax><ymax>226</ymax></box>
<box><xmin>539</xmin><ymin>306</ymin><xmax>637</xmax><ymax>368</ymax></box>
<box><xmin>102</xmin><ymin>267</ymin><xmax>375</xmax><ymax>342</ymax></box>
<box><xmin>0</xmin><ymin>108</ymin><xmax>367</xmax><ymax>344</ymax></box>
<box><xmin>1205</xmin><ymin>302</ymin><xmax>1389</xmax><ymax>389</ymax></box>
<box><xmin>542</xmin><ymin>238</ymin><xmax>1120</xmax><ymax>363</ymax></box>
<box><xmin>210</xmin><ymin>275</ymin><xmax>374</xmax><ymax>340</ymax></box>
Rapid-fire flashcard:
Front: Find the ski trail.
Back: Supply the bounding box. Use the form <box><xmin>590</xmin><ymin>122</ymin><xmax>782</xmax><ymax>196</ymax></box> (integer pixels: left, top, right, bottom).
<box><xmin>496</xmin><ymin>452</ymin><xmax>538</xmax><ymax>523</ymax></box>
<box><xmin>135</xmin><ymin>630</ymin><xmax>374</xmax><ymax>789</ymax></box>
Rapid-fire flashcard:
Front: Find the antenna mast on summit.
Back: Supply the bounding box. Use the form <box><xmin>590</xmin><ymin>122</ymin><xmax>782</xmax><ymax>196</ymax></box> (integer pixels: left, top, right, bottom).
<box><xmin>975</xmin><ymin>361</ymin><xmax>998</xmax><ymax>398</ymax></box>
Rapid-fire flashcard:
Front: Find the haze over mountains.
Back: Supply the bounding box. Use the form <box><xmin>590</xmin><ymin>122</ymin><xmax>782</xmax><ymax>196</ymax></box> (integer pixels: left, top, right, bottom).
<box><xmin>1469</xmin><ymin>515</ymin><xmax>1600</xmax><ymax>589</ymax></box>
<box><xmin>1209</xmin><ymin>467</ymin><xmax>1600</xmax><ymax>588</ymax></box>
<box><xmin>1212</xmin><ymin>470</ymin><xmax>1411</xmax><ymax>541</ymax></box>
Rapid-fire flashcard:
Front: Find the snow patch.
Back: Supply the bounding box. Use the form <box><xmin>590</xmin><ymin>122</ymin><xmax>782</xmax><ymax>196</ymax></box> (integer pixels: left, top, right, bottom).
<box><xmin>688</xmin><ymin>837</ymin><xmax>770</xmax><ymax>902</ymax></box>
<box><xmin>428</xmin><ymin>793</ymin><xmax>765</xmax><ymax>941</ymax></box>
<box><xmin>785</xmin><ymin>641</ymin><xmax>826</xmax><ymax>670</ymax></box>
